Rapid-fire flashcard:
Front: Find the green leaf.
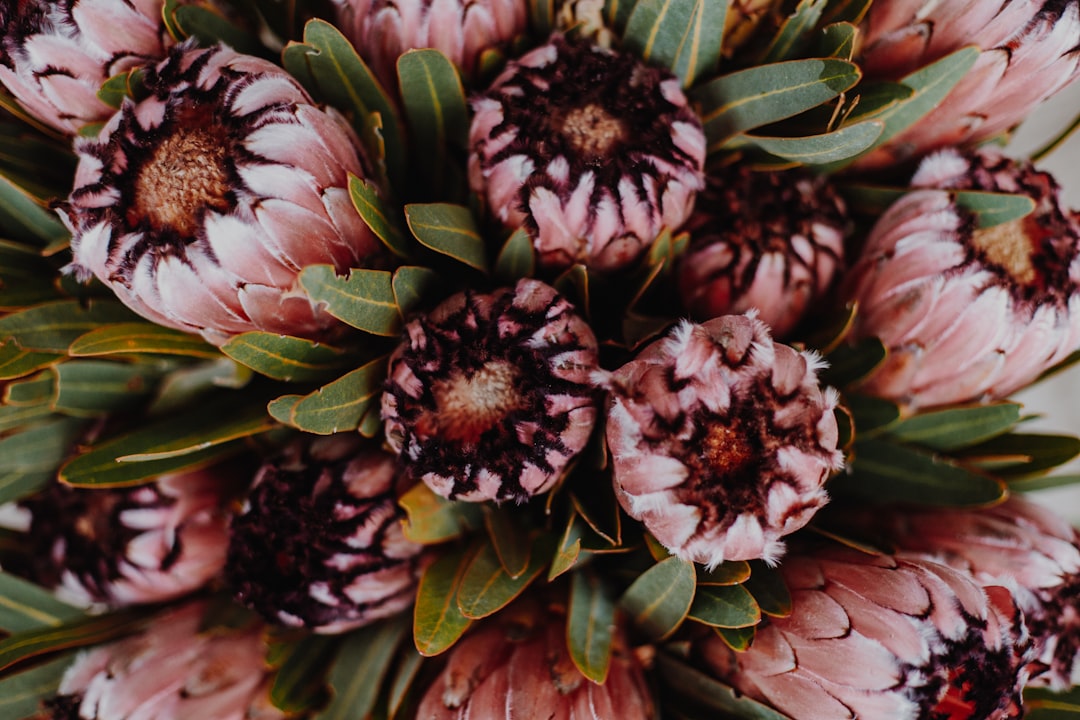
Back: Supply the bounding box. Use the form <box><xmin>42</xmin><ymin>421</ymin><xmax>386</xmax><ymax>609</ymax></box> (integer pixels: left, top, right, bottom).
<box><xmin>954</xmin><ymin>191</ymin><xmax>1036</xmax><ymax>229</ymax></box>
<box><xmin>760</xmin><ymin>0</ymin><xmax>828</xmax><ymax>63</ymax></box>
<box><xmin>457</xmin><ymin>534</ymin><xmax>554</xmax><ymax>619</ymax></box>
<box><xmin>0</xmin><ymin>470</ymin><xmax>53</xmax><ymax>507</ymax></box>
<box><xmin>1026</xmin><ymin>686</ymin><xmax>1080</xmax><ymax>717</ymax></box>
<box><xmin>287</xmin><ymin>356</ymin><xmax>389</xmax><ymax>434</ymax></box>
<box><xmin>52</xmin><ymin>360</ymin><xmax>160</xmax><ymax>416</ymax></box>
<box><xmin>68</xmin><ymin>322</ymin><xmax>219</xmax><ymax>359</ymax></box>
<box><xmin>270</xmin><ymin>634</ymin><xmax>337</xmax><ymax>713</ymax></box>
<box><xmin>817</xmin><ymin>22</ymin><xmax>856</xmax><ymax>59</ymax></box>
<box><xmin>0</xmin><ymin>417</ymin><xmax>83</xmax><ymax>473</ymax></box>
<box><xmin>148</xmin><ymin>357</ymin><xmax>250</xmax><ymax>414</ymax></box>
<box><xmin>4</xmin><ymin>371</ymin><xmax>52</xmax><ymax>406</ymax></box>
<box><xmin>692</xmin><ymin>59</ymin><xmax>860</xmax><ymax>151</ymax></box>
<box><xmin>819</xmin><ymin>0</ymin><xmax>871</xmax><ymax>25</ymax></box>
<box><xmin>494</xmin><ymin>228</ymin><xmax>535</xmax><ymax>284</ymax></box>
<box><xmin>393</xmin><ymin>265</ymin><xmax>439</xmax><ymax>318</ymax></box>
<box><xmin>714</xmin><ymin>624</ymin><xmax>756</xmax><ymax>651</ymax></box>
<box><xmin>656</xmin><ymin>653</ymin><xmax>793</xmax><ymax>719</ymax></box>
<box><xmin>221</xmin><ymin>332</ymin><xmax>349</xmax><ymax>382</ymax></box>
<box><xmin>97</xmin><ymin>68</ymin><xmax>145</xmax><ymax>109</ymax></box>
<box><xmin>388</xmin><ymin>647</ymin><xmax>424</xmax><ymax>719</ymax></box>
<box><xmin>568</xmin><ymin>569</ymin><xmax>615</xmax><ymax>684</ymax></box>
<box><xmin>405</xmin><ymin>203</ymin><xmax>488</xmax><ymax>273</ymax></box>
<box><xmin>414</xmin><ymin>548</ymin><xmax>473</xmax><ymax>656</ymax></box>
<box><xmin>0</xmin><ymin>401</ymin><xmax>53</xmax><ymax>434</ymax></box>
<box><xmin>697</xmin><ymin>561</ymin><xmax>751</xmax><ymax>586</ymax></box>
<box><xmin>172</xmin><ymin>4</ymin><xmax>266</xmax><ymax>55</ymax></box>
<box><xmin>0</xmin><ymin>573</ymin><xmax>85</xmax><ymax>634</ymax></box>
<box><xmin>960</xmin><ymin>433</ymin><xmax>1080</xmax><ymax>477</ymax></box>
<box><xmin>549</xmin><ymin>514</ymin><xmax>588</xmax><ymax>581</ymax></box>
<box><xmin>0</xmin><ymin>300</ymin><xmax>138</xmax><ymax>353</ymax></box>
<box><xmin>483</xmin><ymin>506</ymin><xmax>531</xmax><ymax>578</ymax></box>
<box><xmin>687</xmin><ymin>584</ymin><xmax>760</xmax><ymax>628</ymax></box>
<box><xmin>0</xmin><ymin>652</ymin><xmax>73</xmax><ymax>720</ymax></box>
<box><xmin>315</xmin><ymin>616</ymin><xmax>409</xmax><ymax>720</ymax></box>
<box><xmin>300</xmin><ymin>265</ymin><xmax>401</xmax><ymax>336</ymax></box>
<box><xmin>531</xmin><ymin>0</ymin><xmax>557</xmax><ymax>35</ymax></box>
<box><xmin>746</xmin><ymin>120</ymin><xmax>884</xmax><ymax>165</ymax></box>
<box><xmin>398</xmin><ymin>50</ymin><xmax>469</xmax><ymax>197</ymax></box>
<box><xmin>349</xmin><ymin>175</ymin><xmax>410</xmax><ymax>258</ymax></box>
<box><xmin>619</xmin><ymin>556</ymin><xmax>696</xmax><ymax>641</ymax></box>
<box><xmin>0</xmin><ymin>174</ymin><xmax>69</xmax><ymax>247</ymax></box>
<box><xmin>358</xmin><ymin>402</ymin><xmax>383</xmax><ymax>439</ymax></box>
<box><xmin>0</xmin><ymin>342</ymin><xmax>61</xmax><ymax>381</ymax></box>
<box><xmin>622</xmin><ymin>0</ymin><xmax>728</xmax><ymax>88</ymax></box>
<box><xmin>1012</xmin><ymin>474</ymin><xmax>1080</xmax><ymax>493</ymax></box>
<box><xmin>885</xmin><ymin>403</ymin><xmax>1021</xmax><ymax>451</ymax></box>
<box><xmin>0</xmin><ymin>610</ymin><xmax>150</xmax><ymax>674</ymax></box>
<box><xmin>398</xmin><ymin>482</ymin><xmax>483</xmax><ymax>544</ymax></box>
<box><xmin>744</xmin><ymin>562</ymin><xmax>792</xmax><ymax>618</ymax></box>
<box><xmin>820</xmin><ymin>337</ymin><xmax>886</xmax><ymax>387</ymax></box>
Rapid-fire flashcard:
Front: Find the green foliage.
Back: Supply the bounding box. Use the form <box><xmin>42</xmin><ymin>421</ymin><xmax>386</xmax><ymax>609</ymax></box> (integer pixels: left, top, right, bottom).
<box><xmin>622</xmin><ymin>0</ymin><xmax>729</xmax><ymax>88</ymax></box>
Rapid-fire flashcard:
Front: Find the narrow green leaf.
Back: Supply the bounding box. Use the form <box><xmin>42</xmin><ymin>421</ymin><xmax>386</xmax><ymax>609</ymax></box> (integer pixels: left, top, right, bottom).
<box><xmin>656</xmin><ymin>653</ymin><xmax>794</xmax><ymax>719</ymax></box>
<box><xmin>820</xmin><ymin>337</ymin><xmax>886</xmax><ymax>387</ymax></box>
<box><xmin>0</xmin><ymin>417</ymin><xmax>83</xmax><ymax>472</ymax></box>
<box><xmin>0</xmin><ymin>652</ymin><xmax>73</xmax><ymax>720</ymax></box>
<box><xmin>0</xmin><ymin>300</ymin><xmax>137</xmax><ymax>353</ymax></box>
<box><xmin>172</xmin><ymin>4</ymin><xmax>266</xmax><ymax>55</ymax></box>
<box><xmin>568</xmin><ymin>569</ymin><xmax>615</xmax><ymax>684</ymax></box>
<box><xmin>392</xmin><ymin>265</ymin><xmax>440</xmax><ymax>318</ymax></box>
<box><xmin>288</xmin><ymin>356</ymin><xmax>389</xmax><ymax>435</ymax></box>
<box><xmin>268</xmin><ymin>394</ymin><xmax>303</xmax><ymax>426</ymax></box>
<box><xmin>714</xmin><ymin>624</ymin><xmax>756</xmax><ymax>651</ymax></box>
<box><xmin>4</xmin><ymin>371</ymin><xmax>52</xmax><ymax>406</ymax></box>
<box><xmin>0</xmin><ymin>174</ymin><xmax>69</xmax><ymax>247</ymax></box>
<box><xmin>619</xmin><ymin>556</ymin><xmax>696</xmax><ymax>641</ymax></box>
<box><xmin>623</xmin><ymin>0</ymin><xmax>727</xmax><ymax>87</ymax></box>
<box><xmin>1011</xmin><ymin>474</ymin><xmax>1080</xmax><ymax>493</ymax></box>
<box><xmin>405</xmin><ymin>203</ymin><xmax>488</xmax><ymax>273</ymax></box>
<box><xmin>744</xmin><ymin>562</ymin><xmax>792</xmax><ymax>618</ymax></box>
<box><xmin>399</xmin><ymin>483</ymin><xmax>483</xmax><ymax>544</ymax></box>
<box><xmin>0</xmin><ymin>573</ymin><xmax>84</xmax><ymax>634</ymax></box>
<box><xmin>0</xmin><ymin>401</ymin><xmax>53</xmax><ymax>433</ymax></box>
<box><xmin>0</xmin><ymin>342</ymin><xmax>61</xmax><ymax>381</ymax></box>
<box><xmin>300</xmin><ymin>265</ymin><xmax>401</xmax><ymax>336</ymax></box>
<box><xmin>886</xmin><ymin>403</ymin><xmax>1021</xmax><ymax>451</ymax></box>
<box><xmin>52</xmin><ymin>361</ymin><xmax>160</xmax><ymax>416</ymax></box>
<box><xmin>494</xmin><ymin>228</ymin><xmax>535</xmax><ymax>284</ymax></box>
<box><xmin>457</xmin><ymin>534</ymin><xmax>554</xmax><ymax>619</ymax></box>
<box><xmin>687</xmin><ymin>584</ymin><xmax>760</xmax><ymax>628</ymax></box>
<box><xmin>316</xmin><ymin>617</ymin><xmax>409</xmax><ymax>720</ymax></box>
<box><xmin>388</xmin><ymin>647</ymin><xmax>424</xmax><ymax>719</ymax></box>
<box><xmin>69</xmin><ymin>322</ymin><xmax>219</xmax><ymax>358</ymax></box>
<box><xmin>97</xmin><ymin>69</ymin><xmax>145</xmax><ymax>109</ymax></box>
<box><xmin>270</xmin><ymin>634</ymin><xmax>337</xmax><ymax>713</ymax></box>
<box><xmin>760</xmin><ymin>0</ymin><xmax>827</xmax><ymax>63</ymax></box>
<box><xmin>358</xmin><ymin>402</ymin><xmax>383</xmax><ymax>438</ymax></box>
<box><xmin>697</xmin><ymin>561</ymin><xmax>751</xmax><ymax>586</ymax></box>
<box><xmin>398</xmin><ymin>50</ymin><xmax>469</xmax><ymax>196</ymax></box>
<box><xmin>349</xmin><ymin>175</ymin><xmax>410</xmax><ymax>258</ymax></box>
<box><xmin>955</xmin><ymin>191</ymin><xmax>1036</xmax><ymax>229</ymax></box>
<box><xmin>414</xmin><ymin>548</ymin><xmax>473</xmax><ymax>656</ymax></box>
<box><xmin>960</xmin><ymin>433</ymin><xmax>1080</xmax><ymax>477</ymax></box>
<box><xmin>1026</xmin><ymin>685</ymin><xmax>1080</xmax><ymax>716</ymax></box>
<box><xmin>746</xmin><ymin>120</ymin><xmax>884</xmax><ymax>165</ymax></box>
<box><xmin>149</xmin><ymin>358</ymin><xmax>250</xmax><ymax>414</ymax></box>
<box><xmin>0</xmin><ymin>610</ymin><xmax>150</xmax><ymax>674</ymax></box>
<box><xmin>819</xmin><ymin>0</ymin><xmax>871</xmax><ymax>25</ymax></box>
<box><xmin>484</xmin><ymin>506</ymin><xmax>531</xmax><ymax>578</ymax></box>
<box><xmin>221</xmin><ymin>332</ymin><xmax>349</xmax><ymax>382</ymax></box>
<box><xmin>0</xmin><ymin>469</ymin><xmax>52</xmax><ymax>507</ymax></box>
<box><xmin>549</xmin><ymin>514</ymin><xmax>586</xmax><ymax>581</ymax></box>
<box><xmin>817</xmin><ymin>22</ymin><xmax>856</xmax><ymax>59</ymax></box>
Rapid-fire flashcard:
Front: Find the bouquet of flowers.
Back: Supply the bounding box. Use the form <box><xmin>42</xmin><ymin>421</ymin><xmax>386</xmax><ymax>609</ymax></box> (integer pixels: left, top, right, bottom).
<box><xmin>0</xmin><ymin>0</ymin><xmax>1078</xmax><ymax>718</ymax></box>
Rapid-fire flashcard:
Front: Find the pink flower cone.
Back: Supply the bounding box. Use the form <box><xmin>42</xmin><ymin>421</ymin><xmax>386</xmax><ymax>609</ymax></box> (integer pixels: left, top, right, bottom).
<box><xmin>678</xmin><ymin>165</ymin><xmax>848</xmax><ymax>338</ymax></box>
<box><xmin>468</xmin><ymin>34</ymin><xmax>706</xmax><ymax>273</ymax></box>
<box><xmin>605</xmin><ymin>314</ymin><xmax>843</xmax><ymax>567</ymax></box>
<box><xmin>837</xmin><ymin>495</ymin><xmax>1080</xmax><ymax>690</ymax></box>
<box><xmin>382</xmin><ymin>278</ymin><xmax>600</xmax><ymax>504</ymax></box>
<box><xmin>0</xmin><ymin>0</ymin><xmax>176</xmax><ymax>135</ymax></box>
<box><xmin>225</xmin><ymin>435</ymin><xmax>425</xmax><ymax>635</ymax></box>
<box><xmin>416</xmin><ymin>600</ymin><xmax>655</xmax><ymax>719</ymax></box>
<box><xmin>856</xmin><ymin>0</ymin><xmax>1080</xmax><ymax>168</ymax></box>
<box><xmin>698</xmin><ymin>544</ymin><xmax>1033</xmax><ymax>720</ymax></box>
<box><xmin>330</xmin><ymin>0</ymin><xmax>528</xmax><ymax>91</ymax></box>
<box><xmin>48</xmin><ymin>601</ymin><xmax>285</xmax><ymax>720</ymax></box>
<box><xmin>845</xmin><ymin>148</ymin><xmax>1080</xmax><ymax>409</ymax></box>
<box><xmin>60</xmin><ymin>41</ymin><xmax>388</xmax><ymax>346</ymax></box>
<box><xmin>17</xmin><ymin>467</ymin><xmax>234</xmax><ymax>608</ymax></box>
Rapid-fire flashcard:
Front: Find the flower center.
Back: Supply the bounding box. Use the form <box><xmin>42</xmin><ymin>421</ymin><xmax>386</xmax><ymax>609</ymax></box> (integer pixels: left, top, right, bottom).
<box><xmin>701</xmin><ymin>421</ymin><xmax>756</xmax><ymax>477</ymax></box>
<box><xmin>972</xmin><ymin>218</ymin><xmax>1037</xmax><ymax>286</ymax></box>
<box><xmin>556</xmin><ymin>103</ymin><xmax>627</xmax><ymax>157</ymax></box>
<box><xmin>425</xmin><ymin>361</ymin><xmax>525</xmax><ymax>444</ymax></box>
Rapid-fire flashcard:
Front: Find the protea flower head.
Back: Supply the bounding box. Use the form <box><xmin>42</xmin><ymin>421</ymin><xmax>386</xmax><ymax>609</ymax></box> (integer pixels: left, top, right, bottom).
<box><xmin>698</xmin><ymin>543</ymin><xmax>1033</xmax><ymax>719</ymax></box>
<box><xmin>605</xmin><ymin>313</ymin><xmax>843</xmax><ymax>567</ymax></box>
<box><xmin>59</xmin><ymin>41</ymin><xmax>387</xmax><ymax>346</ymax></box>
<box><xmin>468</xmin><ymin>33</ymin><xmax>706</xmax><ymax>273</ymax></box>
<box><xmin>845</xmin><ymin>147</ymin><xmax>1080</xmax><ymax>409</ymax></box>
<box><xmin>225</xmin><ymin>434</ymin><xmax>425</xmax><ymax>634</ymax></box>
<box><xmin>0</xmin><ymin>0</ymin><xmax>175</xmax><ymax>135</ymax></box>
<box><xmin>678</xmin><ymin>164</ymin><xmax>848</xmax><ymax>338</ymax></box>
<box><xmin>47</xmin><ymin>601</ymin><xmax>286</xmax><ymax>720</ymax></box>
<box><xmin>330</xmin><ymin>0</ymin><xmax>528</xmax><ymax>91</ymax></box>
<box><xmin>836</xmin><ymin>495</ymin><xmax>1080</xmax><ymax>690</ymax></box>
<box><xmin>416</xmin><ymin>598</ymin><xmax>655</xmax><ymax>719</ymax></box>
<box><xmin>382</xmin><ymin>278</ymin><xmax>600</xmax><ymax>503</ymax></box>
<box><xmin>16</xmin><ymin>466</ymin><xmax>233</xmax><ymax>608</ymax></box>
<box><xmin>856</xmin><ymin>0</ymin><xmax>1080</xmax><ymax>168</ymax></box>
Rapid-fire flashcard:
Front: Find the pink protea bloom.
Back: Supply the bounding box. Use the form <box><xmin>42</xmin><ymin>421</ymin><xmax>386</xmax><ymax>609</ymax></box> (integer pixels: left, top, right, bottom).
<box><xmin>845</xmin><ymin>148</ymin><xmax>1080</xmax><ymax>409</ymax></box>
<box><xmin>468</xmin><ymin>34</ymin><xmax>706</xmax><ymax>273</ymax></box>
<box><xmin>0</xmin><ymin>0</ymin><xmax>175</xmax><ymax>135</ymax></box>
<box><xmin>856</xmin><ymin>0</ymin><xmax>1080</xmax><ymax>168</ymax></box>
<box><xmin>47</xmin><ymin>601</ymin><xmax>285</xmax><ymax>720</ymax></box>
<box><xmin>17</xmin><ymin>467</ymin><xmax>233</xmax><ymax>608</ymax></box>
<box><xmin>382</xmin><ymin>278</ymin><xmax>600</xmax><ymax>503</ymax></box>
<box><xmin>225</xmin><ymin>435</ymin><xmax>426</xmax><ymax>634</ymax></box>
<box><xmin>605</xmin><ymin>314</ymin><xmax>843</xmax><ymax>567</ymax></box>
<box><xmin>417</xmin><ymin>601</ymin><xmax>655</xmax><ymax>719</ymax></box>
<box><xmin>59</xmin><ymin>42</ymin><xmax>387</xmax><ymax>346</ymax></box>
<box><xmin>330</xmin><ymin>0</ymin><xmax>528</xmax><ymax>91</ymax></box>
<box><xmin>678</xmin><ymin>165</ymin><xmax>848</xmax><ymax>338</ymax></box>
<box><xmin>698</xmin><ymin>544</ymin><xmax>1033</xmax><ymax>720</ymax></box>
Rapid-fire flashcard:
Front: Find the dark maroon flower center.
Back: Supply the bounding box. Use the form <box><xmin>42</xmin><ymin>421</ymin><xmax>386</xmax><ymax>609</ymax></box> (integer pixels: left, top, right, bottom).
<box><xmin>419</xmin><ymin>361</ymin><xmax>526</xmax><ymax>444</ymax></box>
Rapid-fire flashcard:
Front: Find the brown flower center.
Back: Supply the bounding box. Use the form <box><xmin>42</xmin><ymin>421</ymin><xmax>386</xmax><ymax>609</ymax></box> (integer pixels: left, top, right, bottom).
<box><xmin>556</xmin><ymin>103</ymin><xmax>627</xmax><ymax>157</ymax></box>
<box><xmin>701</xmin><ymin>421</ymin><xmax>755</xmax><ymax>477</ymax></box>
<box><xmin>422</xmin><ymin>361</ymin><xmax>525</xmax><ymax>444</ymax></box>
<box><xmin>972</xmin><ymin>218</ymin><xmax>1037</xmax><ymax>286</ymax></box>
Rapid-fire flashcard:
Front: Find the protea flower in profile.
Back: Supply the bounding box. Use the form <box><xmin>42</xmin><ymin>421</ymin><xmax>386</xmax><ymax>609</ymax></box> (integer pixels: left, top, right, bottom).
<box><xmin>0</xmin><ymin>0</ymin><xmax>175</xmax><ymax>135</ymax></box>
<box><xmin>330</xmin><ymin>0</ymin><xmax>528</xmax><ymax>91</ymax></box>
<box><xmin>382</xmin><ymin>278</ymin><xmax>600</xmax><ymax>504</ymax></box>
<box><xmin>225</xmin><ymin>435</ymin><xmax>425</xmax><ymax>634</ymax></box>
<box><xmin>468</xmin><ymin>34</ymin><xmax>706</xmax><ymax>273</ymax></box>
<box><xmin>416</xmin><ymin>599</ymin><xmax>655</xmax><ymax>719</ymax></box>
<box><xmin>605</xmin><ymin>314</ymin><xmax>843</xmax><ymax>567</ymax></box>
<box><xmin>16</xmin><ymin>467</ymin><xmax>233</xmax><ymax>608</ymax></box>
<box><xmin>836</xmin><ymin>496</ymin><xmax>1080</xmax><ymax>690</ymax></box>
<box><xmin>47</xmin><ymin>601</ymin><xmax>285</xmax><ymax>720</ymax></box>
<box><xmin>845</xmin><ymin>148</ymin><xmax>1080</xmax><ymax>409</ymax></box>
<box><xmin>678</xmin><ymin>165</ymin><xmax>848</xmax><ymax>338</ymax></box>
<box><xmin>59</xmin><ymin>42</ymin><xmax>387</xmax><ymax>346</ymax></box>
<box><xmin>857</xmin><ymin>0</ymin><xmax>1080</xmax><ymax>168</ymax></box>
<box><xmin>698</xmin><ymin>544</ymin><xmax>1033</xmax><ymax>719</ymax></box>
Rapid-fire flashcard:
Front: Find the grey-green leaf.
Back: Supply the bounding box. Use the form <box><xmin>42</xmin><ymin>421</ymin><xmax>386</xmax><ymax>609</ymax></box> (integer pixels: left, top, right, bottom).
<box><xmin>886</xmin><ymin>403</ymin><xmax>1021</xmax><ymax>451</ymax></box>
<box><xmin>0</xmin><ymin>300</ymin><xmax>138</xmax><ymax>353</ymax></box>
<box><xmin>760</xmin><ymin>0</ymin><xmax>827</xmax><ymax>63</ymax></box>
<box><xmin>746</xmin><ymin>120</ymin><xmax>884</xmax><ymax>165</ymax></box>
<box><xmin>315</xmin><ymin>617</ymin><xmax>409</xmax><ymax>720</ymax></box>
<box><xmin>286</xmin><ymin>356</ymin><xmax>389</xmax><ymax>435</ymax></box>
<box><xmin>220</xmin><ymin>332</ymin><xmax>349</xmax><ymax>383</ymax></box>
<box><xmin>405</xmin><ymin>203</ymin><xmax>488</xmax><ymax>273</ymax></box>
<box><xmin>398</xmin><ymin>50</ymin><xmax>469</xmax><ymax>197</ymax></box>
<box><xmin>619</xmin><ymin>556</ymin><xmax>696</xmax><ymax>640</ymax></box>
<box><xmin>300</xmin><ymin>265</ymin><xmax>401</xmax><ymax>336</ymax></box>
<box><xmin>622</xmin><ymin>0</ymin><xmax>728</xmax><ymax>88</ymax></box>
<box><xmin>568</xmin><ymin>569</ymin><xmax>615</xmax><ymax>684</ymax></box>
<box><xmin>687</xmin><ymin>584</ymin><xmax>760</xmax><ymax>628</ymax></box>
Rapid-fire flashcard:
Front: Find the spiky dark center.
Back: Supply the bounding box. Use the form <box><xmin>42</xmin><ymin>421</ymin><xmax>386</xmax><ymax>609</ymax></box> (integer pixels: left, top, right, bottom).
<box><xmin>554</xmin><ymin>103</ymin><xmax>628</xmax><ymax>158</ymax></box>
<box><xmin>420</xmin><ymin>361</ymin><xmax>526</xmax><ymax>444</ymax></box>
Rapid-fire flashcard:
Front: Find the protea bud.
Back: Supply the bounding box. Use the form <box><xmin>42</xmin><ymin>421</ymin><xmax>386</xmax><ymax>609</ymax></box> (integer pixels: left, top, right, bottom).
<box><xmin>698</xmin><ymin>544</ymin><xmax>1033</xmax><ymax>719</ymax></box>
<box><xmin>225</xmin><ymin>435</ymin><xmax>425</xmax><ymax>634</ymax></box>
<box><xmin>59</xmin><ymin>42</ymin><xmax>387</xmax><ymax>346</ymax></box>
<box><xmin>47</xmin><ymin>601</ymin><xmax>285</xmax><ymax>720</ymax></box>
<box><xmin>16</xmin><ymin>467</ymin><xmax>233</xmax><ymax>608</ymax></box>
<box><xmin>0</xmin><ymin>0</ymin><xmax>174</xmax><ymax>135</ymax></box>
<box><xmin>605</xmin><ymin>314</ymin><xmax>843</xmax><ymax>567</ymax></box>
<box><xmin>857</xmin><ymin>0</ymin><xmax>1080</xmax><ymax>167</ymax></box>
<box><xmin>416</xmin><ymin>600</ymin><xmax>655</xmax><ymax>719</ymax></box>
<box><xmin>468</xmin><ymin>34</ymin><xmax>706</xmax><ymax>273</ymax></box>
<box><xmin>678</xmin><ymin>165</ymin><xmax>848</xmax><ymax>338</ymax></box>
<box><xmin>382</xmin><ymin>278</ymin><xmax>600</xmax><ymax>504</ymax></box>
<box><xmin>845</xmin><ymin>148</ymin><xmax>1080</xmax><ymax>409</ymax></box>
<box><xmin>835</xmin><ymin>496</ymin><xmax>1080</xmax><ymax>690</ymax></box>
<box><xmin>330</xmin><ymin>0</ymin><xmax>528</xmax><ymax>91</ymax></box>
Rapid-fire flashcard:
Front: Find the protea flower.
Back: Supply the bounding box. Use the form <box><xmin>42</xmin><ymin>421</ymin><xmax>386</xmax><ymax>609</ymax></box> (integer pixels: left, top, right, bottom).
<box><xmin>47</xmin><ymin>601</ymin><xmax>285</xmax><ymax>720</ymax></box>
<box><xmin>698</xmin><ymin>544</ymin><xmax>1033</xmax><ymax>719</ymax></box>
<box><xmin>678</xmin><ymin>165</ymin><xmax>848</xmax><ymax>338</ymax></box>
<box><xmin>416</xmin><ymin>599</ymin><xmax>655</xmax><ymax>719</ymax></box>
<box><xmin>468</xmin><ymin>33</ymin><xmax>706</xmax><ymax>273</ymax></box>
<box><xmin>225</xmin><ymin>435</ymin><xmax>425</xmax><ymax>634</ymax></box>
<box><xmin>0</xmin><ymin>0</ymin><xmax>175</xmax><ymax>135</ymax></box>
<box><xmin>845</xmin><ymin>148</ymin><xmax>1080</xmax><ymax>409</ymax></box>
<box><xmin>835</xmin><ymin>496</ymin><xmax>1080</xmax><ymax>690</ymax></box>
<box><xmin>605</xmin><ymin>314</ymin><xmax>843</xmax><ymax>567</ymax></box>
<box><xmin>857</xmin><ymin>0</ymin><xmax>1080</xmax><ymax>168</ymax></box>
<box><xmin>382</xmin><ymin>278</ymin><xmax>600</xmax><ymax>504</ymax></box>
<box><xmin>16</xmin><ymin>467</ymin><xmax>234</xmax><ymax>608</ymax></box>
<box><xmin>59</xmin><ymin>42</ymin><xmax>387</xmax><ymax>346</ymax></box>
<box><xmin>330</xmin><ymin>0</ymin><xmax>528</xmax><ymax>91</ymax></box>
